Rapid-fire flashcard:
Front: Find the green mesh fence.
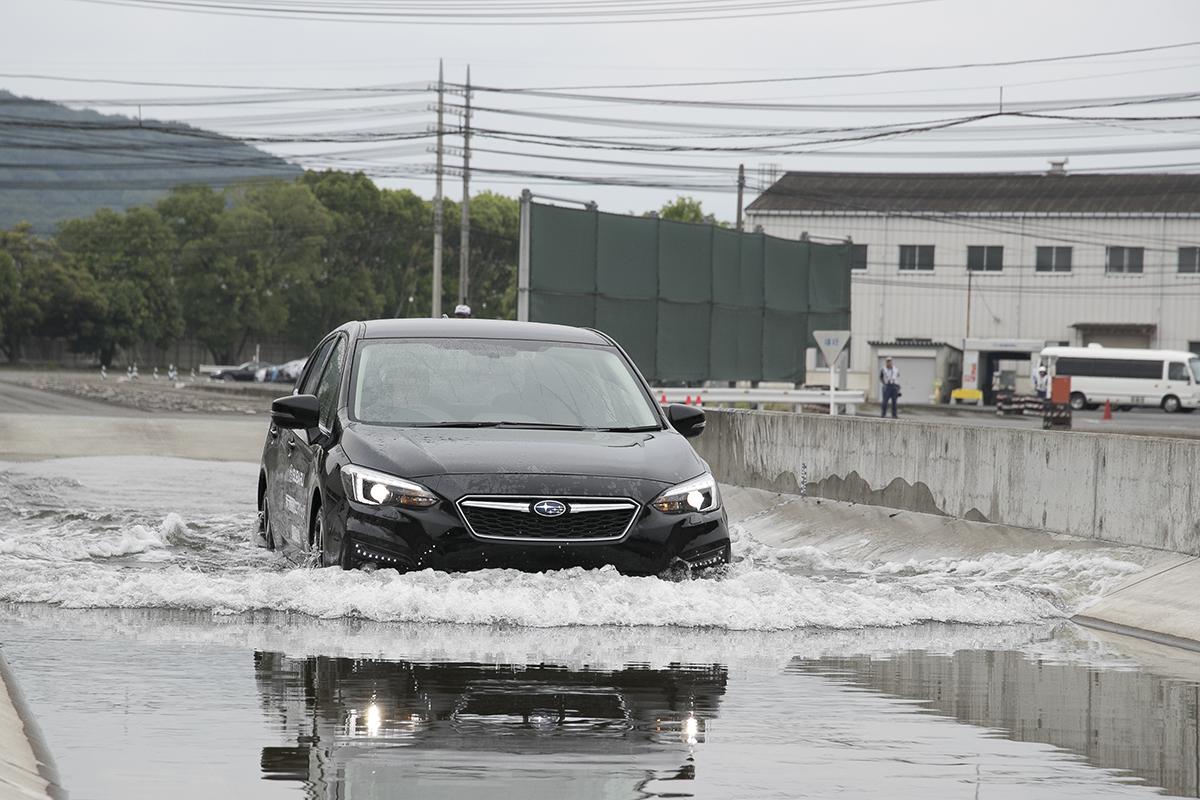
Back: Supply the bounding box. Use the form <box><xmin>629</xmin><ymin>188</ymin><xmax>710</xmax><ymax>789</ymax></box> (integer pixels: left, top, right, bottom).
<box><xmin>527</xmin><ymin>201</ymin><xmax>850</xmax><ymax>383</ymax></box>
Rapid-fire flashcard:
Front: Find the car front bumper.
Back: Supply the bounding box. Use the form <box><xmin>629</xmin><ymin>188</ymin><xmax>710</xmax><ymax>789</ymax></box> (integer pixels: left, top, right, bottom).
<box><xmin>337</xmin><ymin>499</ymin><xmax>730</xmax><ymax>576</ymax></box>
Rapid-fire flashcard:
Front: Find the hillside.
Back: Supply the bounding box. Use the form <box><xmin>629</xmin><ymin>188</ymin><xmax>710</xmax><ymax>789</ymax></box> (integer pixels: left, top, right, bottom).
<box><xmin>0</xmin><ymin>90</ymin><xmax>302</xmax><ymax>232</ymax></box>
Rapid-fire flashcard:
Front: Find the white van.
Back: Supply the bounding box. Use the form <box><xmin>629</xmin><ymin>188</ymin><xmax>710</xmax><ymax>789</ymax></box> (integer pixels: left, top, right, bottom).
<box><xmin>1040</xmin><ymin>345</ymin><xmax>1200</xmax><ymax>413</ymax></box>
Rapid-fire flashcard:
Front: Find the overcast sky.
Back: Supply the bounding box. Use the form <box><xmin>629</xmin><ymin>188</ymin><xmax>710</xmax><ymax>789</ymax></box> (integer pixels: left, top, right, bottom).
<box><xmin>6</xmin><ymin>0</ymin><xmax>1200</xmax><ymax>218</ymax></box>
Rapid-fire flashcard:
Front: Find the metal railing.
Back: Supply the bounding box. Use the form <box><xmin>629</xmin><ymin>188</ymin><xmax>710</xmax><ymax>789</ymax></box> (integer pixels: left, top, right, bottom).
<box><xmin>651</xmin><ymin>386</ymin><xmax>867</xmax><ymax>414</ymax></box>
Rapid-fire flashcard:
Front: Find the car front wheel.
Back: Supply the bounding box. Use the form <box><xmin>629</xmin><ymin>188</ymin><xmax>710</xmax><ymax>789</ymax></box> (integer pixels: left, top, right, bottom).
<box><xmin>1163</xmin><ymin>395</ymin><xmax>1182</xmax><ymax>413</ymax></box>
<box><xmin>1069</xmin><ymin>392</ymin><xmax>1087</xmax><ymax>411</ymax></box>
<box><xmin>309</xmin><ymin>502</ymin><xmax>356</xmax><ymax>570</ymax></box>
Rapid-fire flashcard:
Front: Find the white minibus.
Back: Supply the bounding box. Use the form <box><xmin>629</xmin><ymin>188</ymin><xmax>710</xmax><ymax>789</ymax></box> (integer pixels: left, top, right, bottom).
<box><xmin>1040</xmin><ymin>345</ymin><xmax>1200</xmax><ymax>413</ymax></box>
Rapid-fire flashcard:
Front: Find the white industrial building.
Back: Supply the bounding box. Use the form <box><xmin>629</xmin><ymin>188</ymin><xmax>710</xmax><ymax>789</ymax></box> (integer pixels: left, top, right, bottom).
<box><xmin>746</xmin><ymin>169</ymin><xmax>1200</xmax><ymax>404</ymax></box>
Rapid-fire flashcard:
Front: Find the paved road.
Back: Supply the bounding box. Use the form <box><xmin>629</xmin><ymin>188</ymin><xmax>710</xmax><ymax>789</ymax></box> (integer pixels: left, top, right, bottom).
<box><xmin>895</xmin><ymin>403</ymin><xmax>1200</xmax><ymax>439</ymax></box>
<box><xmin>0</xmin><ymin>373</ymin><xmax>145</xmax><ymax>416</ymax></box>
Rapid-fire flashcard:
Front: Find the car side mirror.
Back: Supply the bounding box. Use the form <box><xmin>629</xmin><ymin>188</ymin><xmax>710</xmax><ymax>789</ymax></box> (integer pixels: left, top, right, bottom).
<box><xmin>272</xmin><ymin>394</ymin><xmax>319</xmax><ymax>430</ymax></box>
<box><xmin>664</xmin><ymin>403</ymin><xmax>706</xmax><ymax>438</ymax></box>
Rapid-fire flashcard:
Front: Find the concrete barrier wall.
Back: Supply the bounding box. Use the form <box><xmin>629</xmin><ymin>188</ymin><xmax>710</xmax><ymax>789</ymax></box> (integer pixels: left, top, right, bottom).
<box><xmin>694</xmin><ymin>410</ymin><xmax>1200</xmax><ymax>555</ymax></box>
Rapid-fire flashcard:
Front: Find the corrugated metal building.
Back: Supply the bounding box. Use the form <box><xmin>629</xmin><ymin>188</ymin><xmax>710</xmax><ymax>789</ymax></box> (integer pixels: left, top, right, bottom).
<box><xmin>746</xmin><ymin>169</ymin><xmax>1200</xmax><ymax>402</ymax></box>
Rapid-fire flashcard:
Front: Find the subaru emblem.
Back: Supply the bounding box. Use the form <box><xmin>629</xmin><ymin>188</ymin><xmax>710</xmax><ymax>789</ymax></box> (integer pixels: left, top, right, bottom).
<box><xmin>532</xmin><ymin>500</ymin><xmax>568</xmax><ymax>517</ymax></box>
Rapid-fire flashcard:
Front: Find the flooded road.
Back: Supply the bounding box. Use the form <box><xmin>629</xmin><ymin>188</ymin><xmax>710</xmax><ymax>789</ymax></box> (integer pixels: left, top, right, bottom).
<box><xmin>1</xmin><ymin>456</ymin><xmax>1198</xmax><ymax>798</ymax></box>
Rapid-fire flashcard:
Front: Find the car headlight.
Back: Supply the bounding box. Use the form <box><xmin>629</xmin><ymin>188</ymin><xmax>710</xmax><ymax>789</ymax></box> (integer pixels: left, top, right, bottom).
<box><xmin>341</xmin><ymin>464</ymin><xmax>438</xmax><ymax>509</ymax></box>
<box><xmin>651</xmin><ymin>473</ymin><xmax>720</xmax><ymax>514</ymax></box>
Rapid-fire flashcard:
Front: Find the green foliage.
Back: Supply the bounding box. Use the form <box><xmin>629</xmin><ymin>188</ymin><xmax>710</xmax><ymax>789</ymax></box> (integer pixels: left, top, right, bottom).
<box><xmin>0</xmin><ymin>223</ymin><xmax>103</xmax><ymax>362</ymax></box>
<box><xmin>656</xmin><ymin>196</ymin><xmax>727</xmax><ymax>227</ymax></box>
<box><xmin>174</xmin><ymin>181</ymin><xmax>333</xmax><ymax>364</ymax></box>
<box><xmin>3</xmin><ymin>170</ymin><xmax>525</xmax><ymax>365</ymax></box>
<box><xmin>460</xmin><ymin>192</ymin><xmax>519</xmax><ymax>320</ymax></box>
<box><xmin>57</xmin><ymin>207</ymin><xmax>182</xmax><ymax>365</ymax></box>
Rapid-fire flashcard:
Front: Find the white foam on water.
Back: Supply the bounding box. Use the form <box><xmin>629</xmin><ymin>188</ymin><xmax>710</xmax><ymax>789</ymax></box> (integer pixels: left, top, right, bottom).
<box><xmin>0</xmin><ymin>513</ymin><xmax>188</xmax><ymax>560</ymax></box>
<box><xmin>0</xmin><ymin>457</ymin><xmax>1147</xmax><ymax>631</ymax></box>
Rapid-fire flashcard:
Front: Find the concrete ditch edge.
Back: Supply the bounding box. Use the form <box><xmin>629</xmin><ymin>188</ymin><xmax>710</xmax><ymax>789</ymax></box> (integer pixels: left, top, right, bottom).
<box><xmin>0</xmin><ymin>648</ymin><xmax>63</xmax><ymax>800</ymax></box>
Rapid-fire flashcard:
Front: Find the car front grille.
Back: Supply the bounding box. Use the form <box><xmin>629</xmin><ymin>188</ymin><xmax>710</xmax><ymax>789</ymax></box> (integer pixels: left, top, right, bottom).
<box><xmin>457</xmin><ymin>497</ymin><xmax>639</xmax><ymax>543</ymax></box>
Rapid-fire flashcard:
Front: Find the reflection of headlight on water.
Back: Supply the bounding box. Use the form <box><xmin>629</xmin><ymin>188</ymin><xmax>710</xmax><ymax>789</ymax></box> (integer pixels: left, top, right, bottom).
<box><xmin>684</xmin><ymin>716</ymin><xmax>699</xmax><ymax>744</ymax></box>
<box><xmin>365</xmin><ymin>703</ymin><xmax>382</xmax><ymax>737</ymax></box>
<box><xmin>343</xmin><ymin>705</ymin><xmax>429</xmax><ymax>739</ymax></box>
<box><xmin>655</xmin><ymin>715</ymin><xmax>706</xmax><ymax>745</ymax></box>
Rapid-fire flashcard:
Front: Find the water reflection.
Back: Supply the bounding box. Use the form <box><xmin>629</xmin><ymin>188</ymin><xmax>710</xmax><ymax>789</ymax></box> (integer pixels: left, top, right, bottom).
<box><xmin>792</xmin><ymin>647</ymin><xmax>1200</xmax><ymax>797</ymax></box>
<box><xmin>254</xmin><ymin>652</ymin><xmax>727</xmax><ymax>798</ymax></box>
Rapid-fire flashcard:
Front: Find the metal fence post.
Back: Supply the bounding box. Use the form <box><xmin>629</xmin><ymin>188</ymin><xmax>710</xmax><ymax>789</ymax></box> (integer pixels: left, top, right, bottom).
<box><xmin>517</xmin><ymin>189</ymin><xmax>532</xmax><ymax>322</ymax></box>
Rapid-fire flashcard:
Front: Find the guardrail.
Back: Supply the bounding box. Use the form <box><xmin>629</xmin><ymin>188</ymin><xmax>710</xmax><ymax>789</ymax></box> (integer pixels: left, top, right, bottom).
<box><xmin>651</xmin><ymin>386</ymin><xmax>866</xmax><ymax>414</ymax></box>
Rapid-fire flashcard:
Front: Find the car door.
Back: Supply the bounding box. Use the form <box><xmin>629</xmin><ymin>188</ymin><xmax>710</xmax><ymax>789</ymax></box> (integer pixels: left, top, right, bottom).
<box><xmin>273</xmin><ymin>338</ymin><xmax>335</xmax><ymax>549</ymax></box>
<box><xmin>288</xmin><ymin>335</ymin><xmax>348</xmax><ymax>553</ymax></box>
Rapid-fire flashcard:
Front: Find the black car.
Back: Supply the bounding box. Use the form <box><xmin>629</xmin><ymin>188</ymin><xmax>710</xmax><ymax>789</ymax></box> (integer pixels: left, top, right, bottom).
<box><xmin>211</xmin><ymin>360</ymin><xmax>268</xmax><ymax>381</ymax></box>
<box><xmin>257</xmin><ymin>318</ymin><xmax>730</xmax><ymax>576</ymax></box>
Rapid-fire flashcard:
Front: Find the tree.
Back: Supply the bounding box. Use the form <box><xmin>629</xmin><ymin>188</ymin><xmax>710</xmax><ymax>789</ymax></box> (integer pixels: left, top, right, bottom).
<box><xmin>0</xmin><ymin>223</ymin><xmax>102</xmax><ymax>362</ymax></box>
<box><xmin>656</xmin><ymin>196</ymin><xmax>726</xmax><ymax>226</ymax></box>
<box><xmin>156</xmin><ymin>184</ymin><xmax>225</xmax><ymax>245</ymax></box>
<box><xmin>58</xmin><ymin>207</ymin><xmax>181</xmax><ymax>366</ymax></box>
<box><xmin>179</xmin><ymin>180</ymin><xmax>333</xmax><ymax>363</ymax></box>
<box><xmin>461</xmin><ymin>192</ymin><xmax>519</xmax><ymax>319</ymax></box>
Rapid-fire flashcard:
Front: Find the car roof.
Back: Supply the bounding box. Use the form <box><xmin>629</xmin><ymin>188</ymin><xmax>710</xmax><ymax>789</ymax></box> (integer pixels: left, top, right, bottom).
<box><xmin>356</xmin><ymin>318</ymin><xmax>610</xmax><ymax>345</ymax></box>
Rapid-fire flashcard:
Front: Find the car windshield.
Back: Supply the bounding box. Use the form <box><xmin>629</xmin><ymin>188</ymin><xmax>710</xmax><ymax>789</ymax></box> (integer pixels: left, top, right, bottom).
<box><xmin>350</xmin><ymin>337</ymin><xmax>661</xmax><ymax>429</ymax></box>
<box><xmin>1191</xmin><ymin>358</ymin><xmax>1200</xmax><ymax>383</ymax></box>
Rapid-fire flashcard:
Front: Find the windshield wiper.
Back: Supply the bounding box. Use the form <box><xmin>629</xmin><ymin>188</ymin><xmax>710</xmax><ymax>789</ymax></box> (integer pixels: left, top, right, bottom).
<box><xmin>414</xmin><ymin>421</ymin><xmax>662</xmax><ymax>432</ymax></box>
<box><xmin>493</xmin><ymin>421</ymin><xmax>590</xmax><ymax>430</ymax></box>
<box><xmin>414</xmin><ymin>421</ymin><xmax>503</xmax><ymax>428</ymax></box>
<box><xmin>595</xmin><ymin>425</ymin><xmax>663</xmax><ymax>432</ymax></box>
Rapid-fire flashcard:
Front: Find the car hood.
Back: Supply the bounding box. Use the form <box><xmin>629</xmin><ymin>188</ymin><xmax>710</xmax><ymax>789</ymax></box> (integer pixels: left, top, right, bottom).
<box><xmin>339</xmin><ymin>422</ymin><xmax>706</xmax><ymax>487</ymax></box>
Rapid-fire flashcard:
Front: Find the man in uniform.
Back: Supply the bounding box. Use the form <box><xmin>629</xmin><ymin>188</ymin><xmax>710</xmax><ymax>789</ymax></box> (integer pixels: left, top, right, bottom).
<box><xmin>879</xmin><ymin>357</ymin><xmax>900</xmax><ymax>418</ymax></box>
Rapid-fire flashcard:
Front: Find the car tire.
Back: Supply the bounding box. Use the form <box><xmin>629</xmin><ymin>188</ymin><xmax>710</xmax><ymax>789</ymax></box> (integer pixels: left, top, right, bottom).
<box><xmin>1163</xmin><ymin>395</ymin><xmax>1182</xmax><ymax>413</ymax></box>
<box><xmin>309</xmin><ymin>502</ymin><xmax>356</xmax><ymax>570</ymax></box>
<box><xmin>306</xmin><ymin>503</ymin><xmax>326</xmax><ymax>568</ymax></box>
<box><xmin>261</xmin><ymin>497</ymin><xmax>277</xmax><ymax>551</ymax></box>
<box><xmin>1069</xmin><ymin>392</ymin><xmax>1087</xmax><ymax>411</ymax></box>
<box><xmin>335</xmin><ymin>533</ymin><xmax>356</xmax><ymax>571</ymax></box>
<box><xmin>221</xmin><ymin>373</ymin><xmax>235</xmax><ymax>382</ymax></box>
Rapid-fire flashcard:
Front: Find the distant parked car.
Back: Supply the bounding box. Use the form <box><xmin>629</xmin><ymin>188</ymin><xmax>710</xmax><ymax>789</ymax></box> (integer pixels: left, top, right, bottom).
<box><xmin>257</xmin><ymin>358</ymin><xmax>307</xmax><ymax>384</ymax></box>
<box><xmin>211</xmin><ymin>361</ymin><xmax>268</xmax><ymax>382</ymax></box>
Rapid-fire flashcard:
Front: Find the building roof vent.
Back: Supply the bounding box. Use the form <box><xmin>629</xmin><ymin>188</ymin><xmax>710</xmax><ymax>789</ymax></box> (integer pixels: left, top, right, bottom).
<box><xmin>1047</xmin><ymin>158</ymin><xmax>1069</xmax><ymax>176</ymax></box>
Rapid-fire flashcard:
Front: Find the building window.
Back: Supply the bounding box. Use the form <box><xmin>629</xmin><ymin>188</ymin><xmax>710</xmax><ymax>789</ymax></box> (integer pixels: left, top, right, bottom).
<box><xmin>850</xmin><ymin>243</ymin><xmax>868</xmax><ymax>271</ymax></box>
<box><xmin>899</xmin><ymin>244</ymin><xmax>934</xmax><ymax>271</ymax></box>
<box><xmin>1179</xmin><ymin>247</ymin><xmax>1200</xmax><ymax>274</ymax></box>
<box><xmin>1035</xmin><ymin>246</ymin><xmax>1072</xmax><ymax>272</ymax></box>
<box><xmin>1106</xmin><ymin>246</ymin><xmax>1144</xmax><ymax>274</ymax></box>
<box><xmin>967</xmin><ymin>245</ymin><xmax>1003</xmax><ymax>272</ymax></box>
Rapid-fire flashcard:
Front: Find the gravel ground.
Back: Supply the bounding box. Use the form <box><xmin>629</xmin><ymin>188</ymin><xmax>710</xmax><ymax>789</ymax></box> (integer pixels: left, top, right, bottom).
<box><xmin>3</xmin><ymin>371</ymin><xmax>280</xmax><ymax>416</ymax></box>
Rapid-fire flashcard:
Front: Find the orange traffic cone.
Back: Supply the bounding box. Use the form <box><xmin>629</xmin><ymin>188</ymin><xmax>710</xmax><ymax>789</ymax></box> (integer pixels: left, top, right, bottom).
<box><xmin>1103</xmin><ymin>400</ymin><xmax>1113</xmax><ymax>421</ymax></box>
<box><xmin>684</xmin><ymin>395</ymin><xmax>693</xmax><ymax>406</ymax></box>
<box><xmin>660</xmin><ymin>392</ymin><xmax>667</xmax><ymax>404</ymax></box>
<box><xmin>694</xmin><ymin>394</ymin><xmax>702</xmax><ymax>407</ymax></box>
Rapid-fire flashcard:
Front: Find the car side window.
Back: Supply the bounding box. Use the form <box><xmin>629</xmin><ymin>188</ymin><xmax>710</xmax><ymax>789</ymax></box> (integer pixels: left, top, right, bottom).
<box><xmin>299</xmin><ymin>339</ymin><xmax>335</xmax><ymax>396</ymax></box>
<box><xmin>316</xmin><ymin>337</ymin><xmax>347</xmax><ymax>430</ymax></box>
<box><xmin>1168</xmin><ymin>362</ymin><xmax>1188</xmax><ymax>381</ymax></box>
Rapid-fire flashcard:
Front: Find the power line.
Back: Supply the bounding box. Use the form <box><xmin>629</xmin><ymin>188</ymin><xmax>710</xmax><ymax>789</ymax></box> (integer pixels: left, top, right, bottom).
<box><xmin>68</xmin><ymin>0</ymin><xmax>942</xmax><ymax>25</ymax></box>
<box><xmin>498</xmin><ymin>39</ymin><xmax>1200</xmax><ymax>91</ymax></box>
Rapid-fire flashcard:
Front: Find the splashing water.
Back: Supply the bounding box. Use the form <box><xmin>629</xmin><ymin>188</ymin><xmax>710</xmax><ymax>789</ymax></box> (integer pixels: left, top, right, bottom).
<box><xmin>0</xmin><ymin>457</ymin><xmax>1147</xmax><ymax>631</ymax></box>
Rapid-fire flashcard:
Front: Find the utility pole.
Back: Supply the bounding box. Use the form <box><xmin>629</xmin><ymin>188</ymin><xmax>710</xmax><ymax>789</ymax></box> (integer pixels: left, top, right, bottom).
<box><xmin>458</xmin><ymin>65</ymin><xmax>472</xmax><ymax>307</ymax></box>
<box><xmin>736</xmin><ymin>163</ymin><xmax>745</xmax><ymax>231</ymax></box>
<box><xmin>965</xmin><ymin>267</ymin><xmax>973</xmax><ymax>339</ymax></box>
<box><xmin>431</xmin><ymin>59</ymin><xmax>445</xmax><ymax>318</ymax></box>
